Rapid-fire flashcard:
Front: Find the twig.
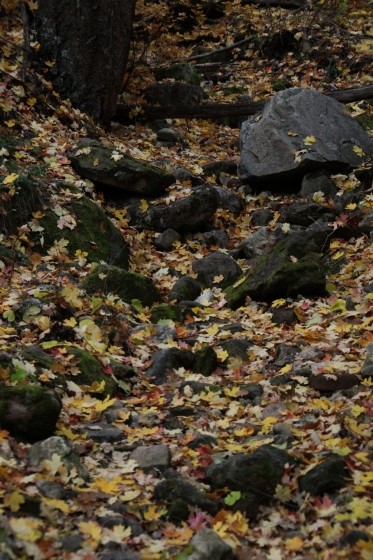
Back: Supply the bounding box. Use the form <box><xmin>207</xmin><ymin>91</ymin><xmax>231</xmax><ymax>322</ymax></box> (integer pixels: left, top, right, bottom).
<box><xmin>171</xmin><ymin>36</ymin><xmax>254</xmax><ymax>63</ymax></box>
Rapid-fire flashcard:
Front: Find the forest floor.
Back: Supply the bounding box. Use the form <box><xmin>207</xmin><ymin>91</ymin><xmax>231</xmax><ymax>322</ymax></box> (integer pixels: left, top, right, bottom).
<box><xmin>0</xmin><ymin>1</ymin><xmax>372</xmax><ymax>559</ymax></box>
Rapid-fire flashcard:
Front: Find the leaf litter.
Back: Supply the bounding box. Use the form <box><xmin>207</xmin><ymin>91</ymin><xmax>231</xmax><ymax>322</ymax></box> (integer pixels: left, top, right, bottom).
<box><xmin>0</xmin><ymin>0</ymin><xmax>372</xmax><ymax>559</ymax></box>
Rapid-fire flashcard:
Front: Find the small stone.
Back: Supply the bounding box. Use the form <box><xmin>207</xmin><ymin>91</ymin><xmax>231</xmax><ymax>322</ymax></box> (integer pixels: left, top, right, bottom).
<box><xmin>186</xmin><ymin>528</ymin><xmax>234</xmax><ymax>560</ymax></box>
<box><xmin>80</xmin><ymin>422</ymin><xmax>123</xmax><ymax>443</ymax></box>
<box><xmin>169</xmin><ymin>276</ymin><xmax>202</xmax><ymax>302</ymax></box>
<box><xmin>154</xmin><ymin>229</ymin><xmax>181</xmax><ymax>251</ymax></box>
<box><xmin>130</xmin><ymin>444</ymin><xmax>171</xmax><ymax>471</ymax></box>
<box><xmin>28</xmin><ymin>436</ymin><xmax>89</xmax><ymax>480</ymax></box>
<box><xmin>157</xmin><ymin>127</ymin><xmax>184</xmax><ymax>144</ymax></box>
<box><xmin>36</xmin><ymin>480</ymin><xmax>66</xmax><ymax>499</ymax></box>
<box><xmin>361</xmin><ymin>343</ymin><xmax>373</xmax><ymax>379</ymax></box>
<box><xmin>193</xmin><ymin>251</ymin><xmax>242</xmax><ymax>289</ymax></box>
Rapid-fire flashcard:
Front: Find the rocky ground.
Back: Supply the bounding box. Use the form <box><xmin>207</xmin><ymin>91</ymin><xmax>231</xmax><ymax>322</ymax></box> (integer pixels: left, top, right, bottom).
<box><xmin>0</xmin><ymin>1</ymin><xmax>372</xmax><ymax>559</ymax></box>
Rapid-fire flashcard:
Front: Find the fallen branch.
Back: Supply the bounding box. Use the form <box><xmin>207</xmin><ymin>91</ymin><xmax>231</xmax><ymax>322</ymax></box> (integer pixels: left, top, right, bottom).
<box><xmin>170</xmin><ymin>36</ymin><xmax>254</xmax><ymax>63</ymax></box>
<box><xmin>115</xmin><ymin>85</ymin><xmax>373</xmax><ymax>123</ymax></box>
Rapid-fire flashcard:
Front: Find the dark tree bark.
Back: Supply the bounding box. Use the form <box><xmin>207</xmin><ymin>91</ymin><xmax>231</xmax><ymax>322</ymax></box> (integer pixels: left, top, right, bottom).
<box><xmin>35</xmin><ymin>0</ymin><xmax>135</xmax><ymax>125</ymax></box>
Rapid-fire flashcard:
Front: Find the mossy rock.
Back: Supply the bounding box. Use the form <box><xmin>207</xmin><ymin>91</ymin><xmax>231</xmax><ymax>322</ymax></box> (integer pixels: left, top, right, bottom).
<box><xmin>0</xmin><ymin>384</ymin><xmax>61</xmax><ymax>442</ymax></box>
<box><xmin>36</xmin><ymin>191</ymin><xmax>129</xmax><ymax>269</ymax></box>
<box><xmin>192</xmin><ymin>346</ymin><xmax>218</xmax><ymax>376</ymax></box>
<box><xmin>82</xmin><ymin>264</ymin><xmax>162</xmax><ymax>307</ymax></box>
<box><xmin>0</xmin><ymin>175</ymin><xmax>44</xmax><ymax>235</ymax></box>
<box><xmin>64</xmin><ymin>347</ymin><xmax>117</xmax><ymax>397</ymax></box>
<box><xmin>69</xmin><ymin>138</ymin><xmax>174</xmax><ymax>196</ymax></box>
<box><xmin>150</xmin><ymin>304</ymin><xmax>187</xmax><ymax>323</ymax></box>
<box><xmin>0</xmin><ymin>244</ymin><xmax>30</xmax><ymax>266</ymax></box>
<box><xmin>219</xmin><ymin>339</ymin><xmax>251</xmax><ymax>362</ymax></box>
<box><xmin>169</xmin><ymin>276</ymin><xmax>202</xmax><ymax>302</ymax></box>
<box><xmin>225</xmin><ymin>234</ymin><xmax>326</xmax><ymax>307</ymax></box>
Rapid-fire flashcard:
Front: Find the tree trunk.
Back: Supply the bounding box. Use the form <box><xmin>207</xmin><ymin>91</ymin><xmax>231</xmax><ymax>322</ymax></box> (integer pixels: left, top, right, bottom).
<box><xmin>35</xmin><ymin>0</ymin><xmax>135</xmax><ymax>125</ymax></box>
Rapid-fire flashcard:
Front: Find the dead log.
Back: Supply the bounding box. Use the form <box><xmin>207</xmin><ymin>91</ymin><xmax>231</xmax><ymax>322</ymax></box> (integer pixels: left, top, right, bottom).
<box><xmin>115</xmin><ymin>85</ymin><xmax>373</xmax><ymax>124</ymax></box>
<box><xmin>242</xmin><ymin>0</ymin><xmax>306</xmax><ymax>8</ymax></box>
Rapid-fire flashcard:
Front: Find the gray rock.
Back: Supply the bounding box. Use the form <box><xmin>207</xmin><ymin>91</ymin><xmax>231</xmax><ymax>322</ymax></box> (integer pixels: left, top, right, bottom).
<box><xmin>358</xmin><ymin>212</ymin><xmax>373</xmax><ymax>234</ymax></box>
<box><xmin>206</xmin><ymin>445</ymin><xmax>295</xmax><ymax>517</ymax></box>
<box><xmin>145</xmin><ymin>348</ymin><xmax>195</xmax><ymax>384</ymax></box>
<box><xmin>157</xmin><ymin>127</ymin><xmax>184</xmax><ymax>145</ymax></box>
<box><xmin>28</xmin><ymin>436</ymin><xmax>89</xmax><ymax>479</ymax></box>
<box><xmin>299</xmin><ymin>455</ymin><xmax>349</xmax><ymax>495</ymax></box>
<box><xmin>242</xmin><ymin>226</ymin><xmax>275</xmax><ymax>259</ymax></box>
<box><xmin>250</xmin><ymin>208</ymin><xmax>274</xmax><ymax>226</ymax></box>
<box><xmin>154</xmin><ymin>229</ymin><xmax>181</xmax><ymax>251</ymax></box>
<box><xmin>274</xmin><ymin>344</ymin><xmax>300</xmax><ymax>366</ymax></box>
<box><xmin>192</xmin><ymin>251</ymin><xmax>242</xmax><ymax>289</ymax></box>
<box><xmin>79</xmin><ymin>422</ymin><xmax>123</xmax><ymax>443</ymax></box>
<box><xmin>169</xmin><ymin>276</ymin><xmax>202</xmax><ymax>302</ymax></box>
<box><xmin>301</xmin><ymin>171</ymin><xmax>338</xmax><ymax>199</ymax></box>
<box><xmin>136</xmin><ymin>186</ymin><xmax>219</xmax><ymax>232</ymax></box>
<box><xmin>220</xmin><ymin>339</ymin><xmax>251</xmax><ymax>362</ymax></box>
<box><xmin>280</xmin><ymin>202</ymin><xmax>335</xmax><ymax>226</ymax></box>
<box><xmin>130</xmin><ymin>444</ymin><xmax>171</xmax><ymax>471</ymax></box>
<box><xmin>201</xmin><ymin>230</ymin><xmax>229</xmax><ymax>248</ymax></box>
<box><xmin>36</xmin><ymin>480</ymin><xmax>66</xmax><ymax>499</ymax></box>
<box><xmin>69</xmin><ymin>138</ymin><xmax>174</xmax><ymax>196</ymax></box>
<box><xmin>154</xmin><ymin>476</ymin><xmax>216</xmax><ymax>516</ymax></box>
<box><xmin>239</xmin><ymin>88</ymin><xmax>373</xmax><ymax>183</ymax></box>
<box><xmin>213</xmin><ymin>186</ymin><xmax>243</xmax><ymax>214</ymax></box>
<box><xmin>0</xmin><ymin>385</ymin><xmax>61</xmax><ymax>442</ymax></box>
<box><xmin>186</xmin><ymin>528</ymin><xmax>234</xmax><ymax>560</ymax></box>
<box><xmin>360</xmin><ymin>343</ymin><xmax>373</xmax><ymax>379</ymax></box>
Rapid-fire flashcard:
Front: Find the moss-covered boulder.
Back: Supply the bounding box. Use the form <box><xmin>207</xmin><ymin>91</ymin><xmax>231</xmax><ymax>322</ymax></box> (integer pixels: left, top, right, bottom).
<box><xmin>0</xmin><ymin>384</ymin><xmax>61</xmax><ymax>442</ymax></box>
<box><xmin>0</xmin><ymin>175</ymin><xmax>44</xmax><ymax>235</ymax></box>
<box><xmin>69</xmin><ymin>138</ymin><xmax>174</xmax><ymax>196</ymax></box>
<box><xmin>192</xmin><ymin>346</ymin><xmax>218</xmax><ymax>376</ymax></box>
<box><xmin>36</xmin><ymin>191</ymin><xmax>130</xmax><ymax>269</ymax></box>
<box><xmin>63</xmin><ymin>347</ymin><xmax>117</xmax><ymax>397</ymax></box>
<box><xmin>82</xmin><ymin>264</ymin><xmax>162</xmax><ymax>306</ymax></box>
<box><xmin>225</xmin><ymin>234</ymin><xmax>326</xmax><ymax>307</ymax></box>
<box><xmin>150</xmin><ymin>304</ymin><xmax>187</xmax><ymax>323</ymax></box>
<box><xmin>206</xmin><ymin>445</ymin><xmax>295</xmax><ymax>518</ymax></box>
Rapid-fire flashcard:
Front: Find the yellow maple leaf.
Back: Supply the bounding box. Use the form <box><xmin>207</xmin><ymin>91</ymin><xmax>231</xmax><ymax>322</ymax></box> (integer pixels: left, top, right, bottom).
<box><xmin>3</xmin><ymin>172</ymin><xmax>19</xmax><ymax>184</ymax></box>
<box><xmin>5</xmin><ymin>491</ymin><xmax>25</xmax><ymax>512</ymax></box>
<box><xmin>10</xmin><ymin>517</ymin><xmax>43</xmax><ymax>542</ymax></box>
<box><xmin>280</xmin><ymin>363</ymin><xmax>292</xmax><ymax>374</ymax></box>
<box><xmin>140</xmin><ymin>199</ymin><xmax>149</xmax><ymax>212</ymax></box>
<box><xmin>93</xmin><ymin>476</ymin><xmax>123</xmax><ymax>494</ymax></box>
<box><xmin>121</xmin><ymin>489</ymin><xmax>142</xmax><ymax>502</ymax></box>
<box><xmin>61</xmin><ymin>285</ymin><xmax>83</xmax><ymax>309</ymax></box>
<box><xmin>260</xmin><ymin>416</ymin><xmax>278</xmax><ymax>435</ymax></box>
<box><xmin>303</xmin><ymin>135</ymin><xmax>317</xmax><ymax>145</ymax></box>
<box><xmin>95</xmin><ymin>395</ymin><xmax>117</xmax><ymax>413</ymax></box>
<box><xmin>78</xmin><ymin>520</ymin><xmax>102</xmax><ymax>545</ymax></box>
<box><xmin>42</xmin><ymin>497</ymin><xmax>70</xmax><ymax>513</ymax></box>
<box><xmin>285</xmin><ymin>536</ymin><xmax>304</xmax><ymax>551</ymax></box>
<box><xmin>275</xmin><ymin>484</ymin><xmax>291</xmax><ymax>503</ymax></box>
<box><xmin>206</xmin><ymin>323</ymin><xmax>219</xmax><ymax>336</ymax></box>
<box><xmin>143</xmin><ymin>504</ymin><xmax>167</xmax><ymax>520</ymax></box>
<box><xmin>101</xmin><ymin>524</ymin><xmax>131</xmax><ymax>544</ymax></box>
<box><xmin>217</xmin><ymin>349</ymin><xmax>229</xmax><ymax>362</ymax></box>
<box><xmin>353</xmin><ymin>145</ymin><xmax>364</xmax><ymax>157</ymax></box>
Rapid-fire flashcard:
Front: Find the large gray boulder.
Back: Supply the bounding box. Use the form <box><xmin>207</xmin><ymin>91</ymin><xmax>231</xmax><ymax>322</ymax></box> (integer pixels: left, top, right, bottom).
<box><xmin>238</xmin><ymin>88</ymin><xmax>373</xmax><ymax>183</ymax></box>
<box><xmin>69</xmin><ymin>138</ymin><xmax>174</xmax><ymax>196</ymax></box>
